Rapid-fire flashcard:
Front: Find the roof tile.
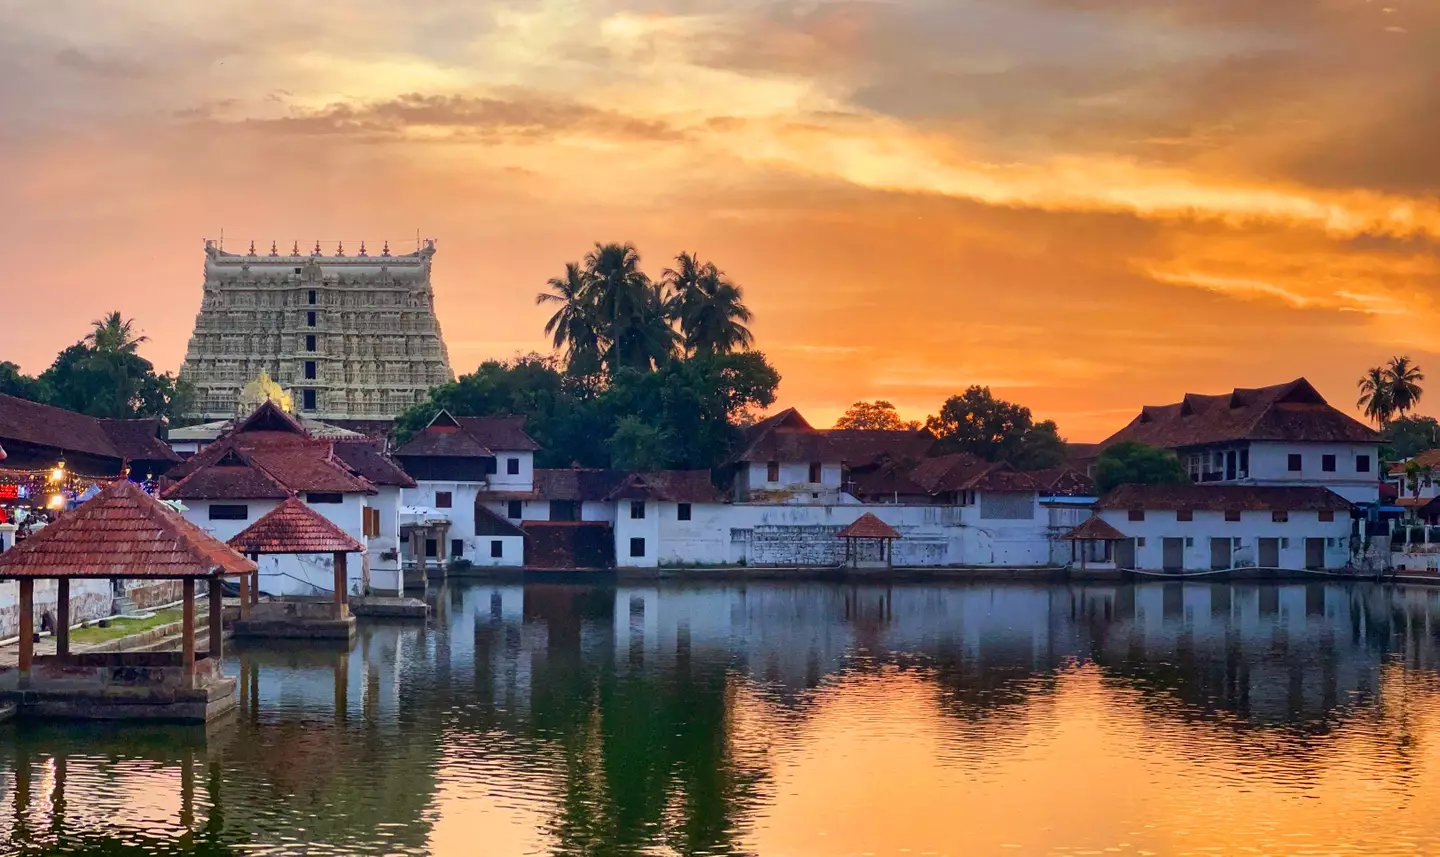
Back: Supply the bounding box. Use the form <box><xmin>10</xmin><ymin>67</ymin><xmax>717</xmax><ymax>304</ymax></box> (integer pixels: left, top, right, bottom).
<box><xmin>227</xmin><ymin>497</ymin><xmax>365</xmax><ymax>554</ymax></box>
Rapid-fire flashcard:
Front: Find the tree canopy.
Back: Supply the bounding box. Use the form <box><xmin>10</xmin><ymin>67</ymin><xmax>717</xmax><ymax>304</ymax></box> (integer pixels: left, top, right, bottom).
<box><xmin>1381</xmin><ymin>415</ymin><xmax>1440</xmax><ymax>461</ymax></box>
<box><xmin>1092</xmin><ymin>442</ymin><xmax>1189</xmax><ymax>494</ymax></box>
<box><xmin>923</xmin><ymin>386</ymin><xmax>1068</xmax><ymax>469</ymax></box>
<box><xmin>833</xmin><ymin>401</ymin><xmax>920</xmax><ymax>431</ymax></box>
<box><xmin>1358</xmin><ymin>356</ymin><xmax>1425</xmax><ymax>425</ymax></box>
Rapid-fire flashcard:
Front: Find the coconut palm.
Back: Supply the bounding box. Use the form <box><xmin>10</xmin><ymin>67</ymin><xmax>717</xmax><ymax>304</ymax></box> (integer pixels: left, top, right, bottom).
<box><xmin>536</xmin><ymin>262</ymin><xmax>602</xmax><ymax>366</ymax></box>
<box><xmin>1386</xmin><ymin>355</ymin><xmax>1425</xmax><ymax>417</ymax></box>
<box><xmin>85</xmin><ymin>311</ymin><xmax>148</xmax><ymax>354</ymax></box>
<box><xmin>1358</xmin><ymin>366</ymin><xmax>1395</xmax><ymax>425</ymax></box>
<box><xmin>584</xmin><ymin>242</ymin><xmax>677</xmax><ymax>371</ymax></box>
<box><xmin>664</xmin><ymin>252</ymin><xmax>754</xmax><ymax>355</ymax></box>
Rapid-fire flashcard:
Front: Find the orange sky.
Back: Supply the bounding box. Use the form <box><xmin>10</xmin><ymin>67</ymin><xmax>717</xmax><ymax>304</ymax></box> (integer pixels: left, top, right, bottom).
<box><xmin>3</xmin><ymin>0</ymin><xmax>1439</xmax><ymax>440</ymax></box>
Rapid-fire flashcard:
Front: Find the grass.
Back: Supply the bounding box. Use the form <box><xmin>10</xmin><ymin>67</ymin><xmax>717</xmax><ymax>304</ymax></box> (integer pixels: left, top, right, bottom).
<box><xmin>69</xmin><ymin>608</ymin><xmax>184</xmax><ymax>646</ymax></box>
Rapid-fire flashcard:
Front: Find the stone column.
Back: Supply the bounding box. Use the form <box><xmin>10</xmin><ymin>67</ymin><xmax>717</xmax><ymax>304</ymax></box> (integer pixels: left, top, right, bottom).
<box><xmin>55</xmin><ymin>578</ymin><xmax>70</xmax><ymax>660</ymax></box>
<box><xmin>208</xmin><ymin>577</ymin><xmax>224</xmax><ymax>662</ymax></box>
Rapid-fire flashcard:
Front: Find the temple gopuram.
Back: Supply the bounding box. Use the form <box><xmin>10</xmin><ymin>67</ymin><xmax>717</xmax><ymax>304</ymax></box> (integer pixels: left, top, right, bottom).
<box><xmin>179</xmin><ymin>238</ymin><xmax>454</xmax><ymax>423</ymax></box>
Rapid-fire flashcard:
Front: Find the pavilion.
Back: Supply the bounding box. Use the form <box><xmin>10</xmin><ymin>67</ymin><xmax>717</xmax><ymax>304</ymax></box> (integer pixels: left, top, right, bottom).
<box><xmin>837</xmin><ymin>513</ymin><xmax>903</xmax><ymax>568</ymax></box>
<box><xmin>227</xmin><ymin>496</ymin><xmax>365</xmax><ymax>639</ymax></box>
<box><xmin>0</xmin><ymin>480</ymin><xmax>256</xmax><ymax>722</ymax></box>
<box><xmin>1060</xmin><ymin>516</ymin><xmax>1127</xmax><ymax>569</ymax></box>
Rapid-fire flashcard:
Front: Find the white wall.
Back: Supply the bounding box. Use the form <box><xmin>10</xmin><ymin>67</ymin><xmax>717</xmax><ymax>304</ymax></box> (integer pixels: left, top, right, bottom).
<box><xmin>405</xmin><ymin>480</ymin><xmax>482</xmax><ymax>560</ymax></box>
<box><xmin>250</xmin><ymin>551</ymin><xmax>366</xmax><ymax>598</ymax></box>
<box><xmin>614</xmin><ymin>499</ymin><xmax>662</xmax><ymax>568</ymax></box>
<box><xmin>467</xmin><ymin>534</ymin><xmax>525</xmax><ymax>567</ymax></box>
<box><xmin>0</xmin><ymin>578</ymin><xmax>114</xmax><ymax>639</ymax></box>
<box><xmin>182</xmin><ymin>499</ymin><xmax>282</xmax><ymax>544</ymax></box>
<box><xmin>739</xmin><ymin>460</ymin><xmax>844</xmax><ymax>502</ymax></box>
<box><xmin>1096</xmin><ymin>508</ymin><xmax>1353</xmax><ymax>571</ymax></box>
<box><xmin>487</xmin><ymin>451</ymin><xmax>534</xmax><ymax>492</ymax></box>
<box><xmin>367</xmin><ymin>486</ymin><xmax>402</xmax><ymax>594</ymax></box>
<box><xmin>1241</xmin><ymin>442</ymin><xmax>1380</xmax><ymax>504</ymax></box>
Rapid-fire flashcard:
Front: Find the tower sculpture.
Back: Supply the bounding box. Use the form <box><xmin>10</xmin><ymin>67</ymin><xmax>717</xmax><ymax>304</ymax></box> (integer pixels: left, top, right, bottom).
<box><xmin>180</xmin><ymin>239</ymin><xmax>455</xmax><ymax>422</ymax></box>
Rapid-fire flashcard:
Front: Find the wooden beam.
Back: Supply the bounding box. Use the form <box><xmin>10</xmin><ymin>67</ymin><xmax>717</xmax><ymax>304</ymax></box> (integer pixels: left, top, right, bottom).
<box><xmin>181</xmin><ymin>579</ymin><xmax>196</xmax><ymax>676</ymax></box>
<box><xmin>17</xmin><ymin>578</ymin><xmax>33</xmax><ymax>678</ymax></box>
<box><xmin>55</xmin><ymin>578</ymin><xmax>70</xmax><ymax>659</ymax></box>
<box><xmin>208</xmin><ymin>577</ymin><xmax>224</xmax><ymax>662</ymax></box>
<box><xmin>333</xmin><ymin>552</ymin><xmax>347</xmax><ymax>619</ymax></box>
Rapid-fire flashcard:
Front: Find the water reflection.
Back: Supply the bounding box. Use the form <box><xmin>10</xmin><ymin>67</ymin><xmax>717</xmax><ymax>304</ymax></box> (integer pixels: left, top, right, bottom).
<box><xmin>4</xmin><ymin>581</ymin><xmax>1440</xmax><ymax>855</ymax></box>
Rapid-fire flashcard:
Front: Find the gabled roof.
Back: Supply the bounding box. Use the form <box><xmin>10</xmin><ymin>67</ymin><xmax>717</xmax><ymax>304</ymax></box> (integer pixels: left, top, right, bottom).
<box><xmin>1062</xmin><ymin>516</ymin><xmax>1127</xmax><ymax>541</ymax></box>
<box><xmin>730</xmin><ymin>408</ymin><xmax>840</xmax><ymax>464</ymax></box>
<box><xmin>1102</xmin><ymin>378</ymin><xmax>1379</xmax><ymax>450</ymax></box>
<box><xmin>331</xmin><ymin>440</ymin><xmax>416</xmax><ymax>488</ymax></box>
<box><xmin>234</xmin><ymin>400</ymin><xmax>308</xmax><ymax>436</ymax></box>
<box><xmin>475</xmin><ymin>503</ymin><xmax>527</xmax><ymax>537</ymax></box>
<box><xmin>909</xmin><ymin>454</ymin><xmax>1040</xmax><ymax>494</ymax></box>
<box><xmin>534</xmin><ymin>468</ymin><xmax>630</xmax><ymax>501</ymax></box>
<box><xmin>1390</xmin><ymin>449</ymin><xmax>1440</xmax><ymax>475</ymax></box>
<box><xmin>606</xmin><ymin>470</ymin><xmax>724</xmax><ymax>503</ymax></box>
<box><xmin>393</xmin><ymin>411</ymin><xmax>539</xmax><ymax>457</ymax></box>
<box><xmin>1029</xmin><ymin>465</ymin><xmax>1095</xmax><ymax>496</ymax></box>
<box><xmin>97</xmin><ymin>417</ymin><xmax>182</xmax><ymax>464</ymax></box>
<box><xmin>0</xmin><ymin>394</ymin><xmax>124</xmax><ymax>461</ymax></box>
<box><xmin>0</xmin><ymin>480</ymin><xmax>255</xmax><ymax>578</ymax></box>
<box><xmin>227</xmin><ymin>497</ymin><xmax>365</xmax><ymax>555</ymax></box>
<box><xmin>162</xmin><ymin>447</ymin><xmax>291</xmax><ymax>500</ymax></box>
<box><xmin>161</xmin><ymin>421</ymin><xmax>375</xmax><ymax>500</ymax></box>
<box><xmin>836</xmin><ymin>512</ymin><xmax>901</xmax><ymax>540</ymax></box>
<box><xmin>1096</xmin><ymin>483</ymin><xmax>1353</xmax><ymax>512</ymax></box>
<box><xmin>849</xmin><ymin>460</ymin><xmax>931</xmax><ymax>498</ymax></box>
<box><xmin>823</xmin><ymin>429</ymin><xmax>935</xmax><ymax>468</ymax></box>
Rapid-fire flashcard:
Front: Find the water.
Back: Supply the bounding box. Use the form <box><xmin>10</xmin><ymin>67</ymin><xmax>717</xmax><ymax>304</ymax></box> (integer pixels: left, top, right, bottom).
<box><xmin>5</xmin><ymin>580</ymin><xmax>1440</xmax><ymax>856</ymax></box>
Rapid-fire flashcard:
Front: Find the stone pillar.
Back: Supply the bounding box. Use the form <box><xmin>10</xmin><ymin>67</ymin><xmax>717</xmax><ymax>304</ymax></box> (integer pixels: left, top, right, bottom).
<box><xmin>208</xmin><ymin>577</ymin><xmax>224</xmax><ymax>662</ymax></box>
<box><xmin>182</xmin><ymin>579</ymin><xmax>196</xmax><ymax>678</ymax></box>
<box><xmin>333</xmin><ymin>552</ymin><xmax>348</xmax><ymax>619</ymax></box>
<box><xmin>55</xmin><ymin>578</ymin><xmax>70</xmax><ymax>660</ymax></box>
<box><xmin>17</xmin><ymin>578</ymin><xmax>34</xmax><ymax>680</ymax></box>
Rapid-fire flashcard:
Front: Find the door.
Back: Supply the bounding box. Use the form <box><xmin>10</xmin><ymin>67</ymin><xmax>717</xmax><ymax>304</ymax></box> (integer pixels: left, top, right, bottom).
<box><xmin>1258</xmin><ymin>537</ymin><xmax>1280</xmax><ymax>568</ymax></box>
<box><xmin>1114</xmin><ymin>538</ymin><xmax>1136</xmax><ymax>569</ymax></box>
<box><xmin>1305</xmin><ymin>537</ymin><xmax>1325</xmax><ymax>570</ymax></box>
<box><xmin>1163</xmin><ymin>537</ymin><xmax>1184</xmax><ymax>573</ymax></box>
<box><xmin>1210</xmin><ymin>537</ymin><xmax>1231</xmax><ymax>570</ymax></box>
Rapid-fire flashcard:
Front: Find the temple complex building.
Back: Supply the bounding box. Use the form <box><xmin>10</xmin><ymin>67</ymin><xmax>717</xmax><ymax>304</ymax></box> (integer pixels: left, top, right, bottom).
<box><xmin>180</xmin><ymin>238</ymin><xmax>454</xmax><ymax>422</ymax></box>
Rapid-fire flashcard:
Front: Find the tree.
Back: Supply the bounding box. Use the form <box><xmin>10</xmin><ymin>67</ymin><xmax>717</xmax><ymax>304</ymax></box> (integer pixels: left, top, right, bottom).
<box><xmin>924</xmin><ymin>386</ymin><xmax>1066</xmax><ymax>464</ymax></box>
<box><xmin>1404</xmin><ymin>460</ymin><xmax>1434</xmax><ymax>503</ymax></box>
<box><xmin>1382</xmin><ymin>415</ymin><xmax>1440</xmax><ymax>461</ymax></box>
<box><xmin>607</xmin><ymin>417</ymin><xmax>675</xmax><ymax>471</ymax></box>
<box><xmin>37</xmin><ymin>342</ymin><xmax>186</xmax><ymax>420</ymax></box>
<box><xmin>584</xmin><ymin>242</ymin><xmax>677</xmax><ymax>373</ymax></box>
<box><xmin>1012</xmin><ymin>419</ymin><xmax>1067</xmax><ymax>470</ymax></box>
<box><xmin>1092</xmin><ymin>442</ymin><xmax>1189</xmax><ymax>494</ymax></box>
<box><xmin>85</xmin><ymin>311</ymin><xmax>148</xmax><ymax>354</ymax></box>
<box><xmin>1357</xmin><ymin>366</ymin><xmax>1395</xmax><ymax>425</ymax></box>
<box><xmin>1386</xmin><ymin>355</ymin><xmax>1424</xmax><ymax>417</ymax></box>
<box><xmin>536</xmin><ymin>261</ymin><xmax>603</xmax><ymax>369</ymax></box>
<box><xmin>664</xmin><ymin>252</ymin><xmax>754</xmax><ymax>355</ymax></box>
<box><xmin>0</xmin><ymin>361</ymin><xmax>45</xmax><ymax>401</ymax></box>
<box><xmin>833</xmin><ymin>401</ymin><xmax>919</xmax><ymax>431</ymax></box>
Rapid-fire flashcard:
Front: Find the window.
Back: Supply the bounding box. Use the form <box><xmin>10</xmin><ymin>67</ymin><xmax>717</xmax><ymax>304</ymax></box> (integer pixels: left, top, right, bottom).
<box><xmin>1176</xmin><ymin>510</ymin><xmax>1193</xmax><ymax>522</ymax></box>
<box><xmin>507</xmin><ymin>500</ymin><xmax>522</xmax><ymax>519</ymax></box>
<box><xmin>630</xmin><ymin>500</ymin><xmax>645</xmax><ymax>520</ymax></box>
<box><xmin>209</xmin><ymin>504</ymin><xmax>248</xmax><ymax>521</ymax></box>
<box><xmin>766</xmin><ymin>461</ymin><xmax>780</xmax><ymax>482</ymax></box>
<box><xmin>304</xmin><ymin>360</ymin><xmax>316</xmax><ymax>380</ymax></box>
<box><xmin>425</xmin><ymin>539</ymin><xmax>437</xmax><ymax>558</ymax></box>
<box><xmin>491</xmin><ymin>540</ymin><xmax>503</xmax><ymax>558</ymax></box>
<box><xmin>809</xmin><ymin>462</ymin><xmax>822</xmax><ymax>483</ymax></box>
<box><xmin>678</xmin><ymin>502</ymin><xmax>692</xmax><ymax>521</ymax></box>
<box><xmin>303</xmin><ymin>389</ymin><xmax>317</xmax><ymax>411</ymax></box>
<box><xmin>507</xmin><ymin>458</ymin><xmax>520</xmax><ymax>476</ymax></box>
<box><xmin>549</xmin><ymin>500</ymin><xmax>578</xmax><ymax>522</ymax></box>
<box><xmin>484</xmin><ymin>458</ymin><xmax>498</xmax><ymax>475</ymax></box>
<box><xmin>435</xmin><ymin>491</ymin><xmax>452</xmax><ymax>508</ymax></box>
<box><xmin>1288</xmin><ymin>453</ymin><xmax>1302</xmax><ymax>472</ymax></box>
<box><xmin>1272</xmin><ymin>510</ymin><xmax>1288</xmax><ymax>522</ymax></box>
<box><xmin>363</xmin><ymin>507</ymin><xmax>382</xmax><ymax>537</ymax></box>
<box><xmin>1225</xmin><ymin>510</ymin><xmax>1241</xmax><ymax>522</ymax></box>
<box><xmin>1128</xmin><ymin>509</ymin><xmax>1145</xmax><ymax>522</ymax></box>
<box><xmin>307</xmin><ymin>289</ymin><xmax>317</xmax><ymax>305</ymax></box>
<box><xmin>1184</xmin><ymin>537</ymin><xmax>1194</xmax><ymax>547</ymax></box>
<box><xmin>1356</xmin><ymin>454</ymin><xmax>1372</xmax><ymax>473</ymax></box>
<box><xmin>1239</xmin><ymin>448</ymin><xmax>1249</xmax><ymax>475</ymax></box>
<box><xmin>305</xmin><ymin>334</ymin><xmax>317</xmax><ymax>352</ymax></box>
<box><xmin>630</xmin><ymin>537</ymin><xmax>646</xmax><ymax>558</ymax></box>
<box><xmin>306</xmin><ymin>492</ymin><xmax>342</xmax><ymax>504</ymax></box>
<box><xmin>451</xmin><ymin>538</ymin><xmax>463</xmax><ymax>558</ymax></box>
<box><xmin>1322</xmin><ymin>454</ymin><xmax>1336</xmax><ymax>472</ymax></box>
<box><xmin>1136</xmin><ymin>537</ymin><xmax>1146</xmax><ymax>547</ymax></box>
<box><xmin>1319</xmin><ymin>510</ymin><xmax>1336</xmax><ymax>523</ymax></box>
<box><xmin>306</xmin><ymin>311</ymin><xmax>316</xmax><ymax>327</ymax></box>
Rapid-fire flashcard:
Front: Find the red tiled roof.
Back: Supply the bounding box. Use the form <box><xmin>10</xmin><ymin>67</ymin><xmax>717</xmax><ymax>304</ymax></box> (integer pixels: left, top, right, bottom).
<box><xmin>823</xmin><ymin>429</ymin><xmax>935</xmax><ymax>468</ymax></box>
<box><xmin>1390</xmin><ymin>449</ymin><xmax>1440</xmax><ymax>475</ymax></box>
<box><xmin>227</xmin><ymin>497</ymin><xmax>365</xmax><ymax>554</ymax></box>
<box><xmin>97</xmin><ymin>418</ymin><xmax>182</xmax><ymax>464</ymax></box>
<box><xmin>394</xmin><ymin>411</ymin><xmax>539</xmax><ymax>457</ymax></box>
<box><xmin>455</xmin><ymin>416</ymin><xmax>540</xmax><ymax>451</ymax></box>
<box><xmin>161</xmin><ymin>432</ymin><xmax>374</xmax><ymax>500</ymax></box>
<box><xmin>1066</xmin><ymin>443</ymin><xmax>1104</xmax><ymax>464</ymax></box>
<box><xmin>233</xmin><ymin>400</ymin><xmax>308</xmax><ymax>436</ymax></box>
<box><xmin>332</xmin><ymin>440</ymin><xmax>416</xmax><ymax>487</ymax></box>
<box><xmin>849</xmin><ymin>460</ymin><xmax>931</xmax><ymax>499</ymax></box>
<box><xmin>0</xmin><ymin>480</ymin><xmax>255</xmax><ymax>578</ymax></box>
<box><xmin>534</xmin><ymin>468</ymin><xmax>630</xmax><ymax>501</ymax></box>
<box><xmin>836</xmin><ymin>512</ymin><xmax>901</xmax><ymax>540</ymax></box>
<box><xmin>1029</xmin><ymin>466</ymin><xmax>1095</xmax><ymax>496</ymax></box>
<box><xmin>606</xmin><ymin>470</ymin><xmax>724</xmax><ymax>503</ymax></box>
<box><xmin>730</xmin><ymin>408</ymin><xmax>841</xmax><ymax>464</ymax></box>
<box><xmin>475</xmin><ymin>504</ymin><xmax>526</xmax><ymax>537</ymax></box>
<box><xmin>908</xmin><ymin>454</ymin><xmax>1039</xmax><ymax>494</ymax></box>
<box><xmin>0</xmin><ymin>394</ymin><xmax>123</xmax><ymax>461</ymax></box>
<box><xmin>1062</xmin><ymin>516</ymin><xmax>1127</xmax><ymax>541</ymax></box>
<box><xmin>162</xmin><ymin>450</ymin><xmax>291</xmax><ymax>500</ymax></box>
<box><xmin>1102</xmin><ymin>378</ymin><xmax>1378</xmax><ymax>450</ymax></box>
<box><xmin>1096</xmin><ymin>483</ymin><xmax>1354</xmax><ymax>512</ymax></box>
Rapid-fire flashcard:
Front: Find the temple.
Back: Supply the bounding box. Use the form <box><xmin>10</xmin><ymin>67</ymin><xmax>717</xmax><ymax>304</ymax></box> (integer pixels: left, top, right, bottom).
<box><xmin>179</xmin><ymin>238</ymin><xmax>454</xmax><ymax>422</ymax></box>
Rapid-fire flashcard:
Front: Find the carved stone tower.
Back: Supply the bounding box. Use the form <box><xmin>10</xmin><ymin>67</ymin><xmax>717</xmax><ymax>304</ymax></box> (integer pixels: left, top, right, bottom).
<box><xmin>180</xmin><ymin>238</ymin><xmax>455</xmax><ymax>422</ymax></box>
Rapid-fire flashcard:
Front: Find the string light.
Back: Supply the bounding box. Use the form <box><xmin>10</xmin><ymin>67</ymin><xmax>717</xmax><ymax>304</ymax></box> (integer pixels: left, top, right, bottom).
<box><xmin>49</xmin><ymin>459</ymin><xmax>66</xmax><ymax>482</ymax></box>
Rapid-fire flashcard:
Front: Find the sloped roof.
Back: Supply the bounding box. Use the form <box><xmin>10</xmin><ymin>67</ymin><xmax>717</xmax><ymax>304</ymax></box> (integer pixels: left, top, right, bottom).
<box><xmin>234</xmin><ymin>400</ymin><xmax>308</xmax><ymax>436</ymax></box>
<box><xmin>456</xmin><ymin>416</ymin><xmax>540</xmax><ymax>451</ymax></box>
<box><xmin>97</xmin><ymin>417</ymin><xmax>182</xmax><ymax>464</ymax></box>
<box><xmin>1029</xmin><ymin>466</ymin><xmax>1095</xmax><ymax>496</ymax></box>
<box><xmin>849</xmin><ymin>460</ymin><xmax>931</xmax><ymax>498</ymax></box>
<box><xmin>162</xmin><ymin>425</ymin><xmax>375</xmax><ymax>499</ymax></box>
<box><xmin>1389</xmin><ymin>449</ymin><xmax>1440</xmax><ymax>475</ymax></box>
<box><xmin>823</xmin><ymin>429</ymin><xmax>935</xmax><ymax>468</ymax></box>
<box><xmin>836</xmin><ymin>512</ymin><xmax>901</xmax><ymax>539</ymax></box>
<box><xmin>0</xmin><ymin>394</ymin><xmax>123</xmax><ymax>461</ymax></box>
<box><xmin>606</xmin><ymin>470</ymin><xmax>725</xmax><ymax>503</ymax></box>
<box><xmin>162</xmin><ymin>448</ymin><xmax>291</xmax><ymax>500</ymax></box>
<box><xmin>730</xmin><ymin>408</ymin><xmax>840</xmax><ymax>464</ymax></box>
<box><xmin>534</xmin><ymin>468</ymin><xmax>631</xmax><ymax>501</ymax></box>
<box><xmin>227</xmin><ymin>497</ymin><xmax>365</xmax><ymax>554</ymax></box>
<box><xmin>909</xmin><ymin>454</ymin><xmax>1040</xmax><ymax>494</ymax></box>
<box><xmin>1062</xmin><ymin>516</ymin><xmax>1127</xmax><ymax>541</ymax></box>
<box><xmin>1102</xmin><ymin>378</ymin><xmax>1378</xmax><ymax>450</ymax></box>
<box><xmin>1096</xmin><ymin>483</ymin><xmax>1353</xmax><ymax>512</ymax></box>
<box><xmin>393</xmin><ymin>411</ymin><xmax>540</xmax><ymax>458</ymax></box>
<box><xmin>0</xmin><ymin>480</ymin><xmax>255</xmax><ymax>578</ymax></box>
<box><xmin>332</xmin><ymin>440</ymin><xmax>416</xmax><ymax>487</ymax></box>
<box><xmin>475</xmin><ymin>503</ymin><xmax>527</xmax><ymax>537</ymax></box>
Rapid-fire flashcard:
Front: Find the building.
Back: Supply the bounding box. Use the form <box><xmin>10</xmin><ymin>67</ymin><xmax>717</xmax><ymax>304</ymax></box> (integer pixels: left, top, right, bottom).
<box><xmin>0</xmin><ymin>394</ymin><xmax>180</xmax><ymax>479</ymax></box>
<box><xmin>179</xmin><ymin>238</ymin><xmax>454</xmax><ymax>422</ymax></box>
<box><xmin>727</xmin><ymin>409</ymin><xmax>845</xmax><ymax>503</ymax></box>
<box><xmin>1100</xmin><ymin>378</ymin><xmax>1381</xmax><ymax>504</ymax></box>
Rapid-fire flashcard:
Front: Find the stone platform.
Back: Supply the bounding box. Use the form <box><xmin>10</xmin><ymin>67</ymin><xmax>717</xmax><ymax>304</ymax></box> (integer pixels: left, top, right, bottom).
<box><xmin>233</xmin><ymin>600</ymin><xmax>357</xmax><ymax>640</ymax></box>
<box><xmin>0</xmin><ymin>653</ymin><xmax>235</xmax><ymax>723</ymax></box>
<box><xmin>350</xmin><ymin>596</ymin><xmax>428</xmax><ymax>619</ymax></box>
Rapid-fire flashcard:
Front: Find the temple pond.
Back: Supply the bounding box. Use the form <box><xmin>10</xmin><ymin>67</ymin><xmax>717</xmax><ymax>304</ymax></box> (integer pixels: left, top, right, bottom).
<box><xmin>6</xmin><ymin>579</ymin><xmax>1440</xmax><ymax>855</ymax></box>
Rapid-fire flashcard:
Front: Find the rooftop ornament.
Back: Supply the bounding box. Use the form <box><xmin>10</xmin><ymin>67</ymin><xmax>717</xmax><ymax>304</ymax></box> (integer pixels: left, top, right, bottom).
<box><xmin>381</xmin><ymin>240</ymin><xmax>391</xmax><ymax>257</ymax></box>
<box><xmin>336</xmin><ymin>240</ymin><xmax>345</xmax><ymax>256</ymax></box>
<box><xmin>247</xmin><ymin>240</ymin><xmax>256</xmax><ymax>256</ymax></box>
<box><xmin>292</xmin><ymin>240</ymin><xmax>300</xmax><ymax>256</ymax></box>
<box><xmin>269</xmin><ymin>240</ymin><xmax>279</xmax><ymax>257</ymax></box>
<box><xmin>312</xmin><ymin>241</ymin><xmax>322</xmax><ymax>256</ymax></box>
<box><xmin>358</xmin><ymin>240</ymin><xmax>367</xmax><ymax>257</ymax></box>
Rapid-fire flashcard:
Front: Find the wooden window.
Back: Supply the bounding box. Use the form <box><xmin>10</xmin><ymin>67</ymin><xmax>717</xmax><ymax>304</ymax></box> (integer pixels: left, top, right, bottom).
<box><xmin>208</xmin><ymin>504</ymin><xmax>248</xmax><ymax>521</ymax></box>
<box><xmin>1128</xmin><ymin>509</ymin><xmax>1145</xmax><ymax>522</ymax></box>
<box><xmin>507</xmin><ymin>458</ymin><xmax>520</xmax><ymax>475</ymax></box>
<box><xmin>630</xmin><ymin>500</ymin><xmax>645</xmax><ymax>520</ymax></box>
<box><xmin>1287</xmin><ymin>453</ymin><xmax>1302</xmax><ymax>472</ymax></box>
<box><xmin>1176</xmin><ymin>510</ymin><xmax>1193</xmax><ymax>522</ymax></box>
<box><xmin>307</xmin><ymin>492</ymin><xmax>342</xmax><ymax>504</ymax></box>
<box><xmin>362</xmin><ymin>507</ymin><xmax>382</xmax><ymax>537</ymax></box>
<box><xmin>1272</xmin><ymin>510</ymin><xmax>1288</xmax><ymax>522</ymax></box>
<box><xmin>678</xmin><ymin>503</ymin><xmax>692</xmax><ymax>521</ymax></box>
<box><xmin>1322</xmin><ymin>454</ymin><xmax>1336</xmax><ymax>472</ymax></box>
<box><xmin>1356</xmin><ymin>454</ymin><xmax>1372</xmax><ymax>473</ymax></box>
<box><xmin>766</xmin><ymin>461</ymin><xmax>780</xmax><ymax>482</ymax></box>
<box><xmin>1225</xmin><ymin>510</ymin><xmax>1242</xmax><ymax>522</ymax></box>
<box><xmin>808</xmin><ymin>462</ymin><xmax>822</xmax><ymax>483</ymax></box>
<box><xmin>629</xmin><ymin>537</ymin><xmax>645</xmax><ymax>558</ymax></box>
<box><xmin>1319</xmin><ymin>510</ymin><xmax>1336</xmax><ymax>523</ymax></box>
<box><xmin>450</xmin><ymin>539</ymin><xmax>463</xmax><ymax>558</ymax></box>
<box><xmin>506</xmin><ymin>500</ymin><xmax>522</xmax><ymax>519</ymax></box>
<box><xmin>491</xmin><ymin>540</ymin><xmax>503</xmax><ymax>558</ymax></box>
<box><xmin>435</xmin><ymin>491</ymin><xmax>452</xmax><ymax>508</ymax></box>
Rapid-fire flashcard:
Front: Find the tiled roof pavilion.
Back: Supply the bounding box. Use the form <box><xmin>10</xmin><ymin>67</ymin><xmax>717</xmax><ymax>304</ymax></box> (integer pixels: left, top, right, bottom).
<box><xmin>228</xmin><ymin>497</ymin><xmax>365</xmax><ymax>555</ymax></box>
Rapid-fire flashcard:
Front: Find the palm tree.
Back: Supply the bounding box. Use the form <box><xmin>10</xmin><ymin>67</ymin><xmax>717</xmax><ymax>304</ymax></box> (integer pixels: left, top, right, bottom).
<box><xmin>1386</xmin><ymin>355</ymin><xmax>1425</xmax><ymax>417</ymax></box>
<box><xmin>85</xmin><ymin>311</ymin><xmax>148</xmax><ymax>354</ymax></box>
<box><xmin>664</xmin><ymin>252</ymin><xmax>754</xmax><ymax>355</ymax></box>
<box><xmin>536</xmin><ymin>262</ymin><xmax>603</xmax><ymax>366</ymax></box>
<box><xmin>584</xmin><ymin>242</ymin><xmax>676</xmax><ymax>371</ymax></box>
<box><xmin>1358</xmin><ymin>366</ymin><xmax>1395</xmax><ymax>425</ymax></box>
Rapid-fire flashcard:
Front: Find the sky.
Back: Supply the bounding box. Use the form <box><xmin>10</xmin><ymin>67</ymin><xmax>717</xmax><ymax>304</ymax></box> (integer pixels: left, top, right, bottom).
<box><xmin>2</xmin><ymin>0</ymin><xmax>1438</xmax><ymax>441</ymax></box>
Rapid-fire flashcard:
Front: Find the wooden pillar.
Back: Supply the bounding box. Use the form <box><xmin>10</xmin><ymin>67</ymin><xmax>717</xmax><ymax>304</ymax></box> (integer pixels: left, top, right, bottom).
<box><xmin>238</xmin><ymin>573</ymin><xmax>251</xmax><ymax>619</ymax></box>
<box><xmin>249</xmin><ymin>554</ymin><xmax>260</xmax><ymax>606</ymax></box>
<box><xmin>181</xmin><ymin>579</ymin><xmax>196</xmax><ymax>676</ymax></box>
<box><xmin>208</xmin><ymin>577</ymin><xmax>224</xmax><ymax>662</ymax></box>
<box><xmin>333</xmin><ymin>552</ymin><xmax>348</xmax><ymax>619</ymax></box>
<box><xmin>17</xmin><ymin>578</ymin><xmax>34</xmax><ymax>679</ymax></box>
<box><xmin>55</xmin><ymin>578</ymin><xmax>70</xmax><ymax>659</ymax></box>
